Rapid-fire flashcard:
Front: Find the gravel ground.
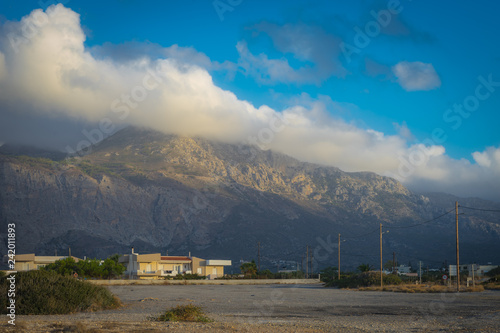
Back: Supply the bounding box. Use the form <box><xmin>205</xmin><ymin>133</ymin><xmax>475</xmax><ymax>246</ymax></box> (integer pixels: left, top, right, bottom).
<box><xmin>4</xmin><ymin>284</ymin><xmax>500</xmax><ymax>332</ymax></box>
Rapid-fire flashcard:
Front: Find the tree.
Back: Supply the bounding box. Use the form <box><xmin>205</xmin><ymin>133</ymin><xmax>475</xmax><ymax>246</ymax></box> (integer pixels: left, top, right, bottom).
<box><xmin>320</xmin><ymin>266</ymin><xmax>338</xmax><ymax>285</ymax></box>
<box><xmin>43</xmin><ymin>255</ymin><xmax>125</xmax><ymax>279</ymax></box>
<box><xmin>42</xmin><ymin>257</ymin><xmax>78</xmax><ymax>276</ymax></box>
<box><xmin>258</xmin><ymin>269</ymin><xmax>274</xmax><ymax>279</ymax></box>
<box><xmin>384</xmin><ymin>260</ymin><xmax>396</xmax><ymax>271</ymax></box>
<box><xmin>108</xmin><ymin>253</ymin><xmax>121</xmax><ymax>264</ymax></box>
<box><xmin>240</xmin><ymin>260</ymin><xmax>257</xmax><ymax>276</ymax></box>
<box><xmin>100</xmin><ymin>257</ymin><xmax>125</xmax><ymax>279</ymax></box>
<box><xmin>357</xmin><ymin>263</ymin><xmax>373</xmax><ymax>273</ymax></box>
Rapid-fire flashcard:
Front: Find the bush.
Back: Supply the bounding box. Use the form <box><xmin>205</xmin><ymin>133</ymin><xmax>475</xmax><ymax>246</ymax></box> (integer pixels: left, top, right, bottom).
<box><xmin>384</xmin><ymin>274</ymin><xmax>403</xmax><ymax>285</ymax></box>
<box><xmin>258</xmin><ymin>269</ymin><xmax>275</xmax><ymax>279</ymax></box>
<box><xmin>320</xmin><ymin>266</ymin><xmax>338</xmax><ymax>285</ymax></box>
<box><xmin>326</xmin><ymin>272</ymin><xmax>401</xmax><ymax>288</ymax></box>
<box><xmin>172</xmin><ymin>273</ymin><xmax>206</xmax><ymax>280</ymax></box>
<box><xmin>155</xmin><ymin>304</ymin><xmax>212</xmax><ymax>322</ymax></box>
<box><xmin>483</xmin><ymin>282</ymin><xmax>500</xmax><ymax>290</ymax></box>
<box><xmin>0</xmin><ymin>270</ymin><xmax>120</xmax><ymax>314</ymax></box>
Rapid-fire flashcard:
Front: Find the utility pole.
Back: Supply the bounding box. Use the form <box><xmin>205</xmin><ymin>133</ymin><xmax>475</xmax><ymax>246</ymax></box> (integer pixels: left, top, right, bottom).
<box><xmin>257</xmin><ymin>242</ymin><xmax>261</xmax><ymax>273</ymax></box>
<box><xmin>380</xmin><ymin>223</ymin><xmax>383</xmax><ymax>287</ymax></box>
<box><xmin>393</xmin><ymin>252</ymin><xmax>396</xmax><ymax>274</ymax></box>
<box><xmin>69</xmin><ymin>247</ymin><xmax>71</xmax><ymax>257</ymax></box>
<box><xmin>306</xmin><ymin>245</ymin><xmax>309</xmax><ymax>279</ymax></box>
<box><xmin>472</xmin><ymin>263</ymin><xmax>475</xmax><ymax>287</ymax></box>
<box><xmin>338</xmin><ymin>233</ymin><xmax>341</xmax><ymax>280</ymax></box>
<box><xmin>419</xmin><ymin>261</ymin><xmax>422</xmax><ymax>284</ymax></box>
<box><xmin>311</xmin><ymin>254</ymin><xmax>314</xmax><ymax>277</ymax></box>
<box><xmin>456</xmin><ymin>201</ymin><xmax>460</xmax><ymax>292</ymax></box>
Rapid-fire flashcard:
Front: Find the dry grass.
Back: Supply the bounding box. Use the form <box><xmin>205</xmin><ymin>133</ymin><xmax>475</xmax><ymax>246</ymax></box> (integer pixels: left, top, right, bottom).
<box><xmin>483</xmin><ymin>282</ymin><xmax>500</xmax><ymax>290</ymax></box>
<box><xmin>358</xmin><ymin>284</ymin><xmax>485</xmax><ymax>293</ymax></box>
<box><xmin>49</xmin><ymin>322</ymin><xmax>95</xmax><ymax>332</ymax></box>
<box><xmin>0</xmin><ymin>321</ymin><xmax>28</xmax><ymax>332</ymax></box>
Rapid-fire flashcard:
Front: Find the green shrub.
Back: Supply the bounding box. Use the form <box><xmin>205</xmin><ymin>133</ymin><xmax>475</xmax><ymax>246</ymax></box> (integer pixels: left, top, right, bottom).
<box><xmin>258</xmin><ymin>269</ymin><xmax>275</xmax><ymax>279</ymax></box>
<box><xmin>384</xmin><ymin>274</ymin><xmax>403</xmax><ymax>285</ymax></box>
<box><xmin>0</xmin><ymin>270</ymin><xmax>120</xmax><ymax>315</ymax></box>
<box><xmin>320</xmin><ymin>266</ymin><xmax>338</xmax><ymax>285</ymax></box>
<box><xmin>155</xmin><ymin>304</ymin><xmax>212</xmax><ymax>322</ymax></box>
<box><xmin>172</xmin><ymin>273</ymin><xmax>206</xmax><ymax>280</ymax></box>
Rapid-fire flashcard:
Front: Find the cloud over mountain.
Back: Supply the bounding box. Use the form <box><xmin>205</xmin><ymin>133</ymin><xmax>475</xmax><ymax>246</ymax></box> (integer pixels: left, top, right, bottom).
<box><xmin>0</xmin><ymin>5</ymin><xmax>499</xmax><ymax>201</ymax></box>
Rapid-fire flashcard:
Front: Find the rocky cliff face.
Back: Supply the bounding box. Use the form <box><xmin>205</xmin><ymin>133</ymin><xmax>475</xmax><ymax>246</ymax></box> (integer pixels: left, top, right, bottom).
<box><xmin>1</xmin><ymin>127</ymin><xmax>499</xmax><ymax>269</ymax></box>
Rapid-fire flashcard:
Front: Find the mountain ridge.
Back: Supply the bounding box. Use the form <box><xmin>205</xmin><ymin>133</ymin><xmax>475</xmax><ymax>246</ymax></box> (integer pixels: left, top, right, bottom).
<box><xmin>1</xmin><ymin>127</ymin><xmax>499</xmax><ymax>270</ymax></box>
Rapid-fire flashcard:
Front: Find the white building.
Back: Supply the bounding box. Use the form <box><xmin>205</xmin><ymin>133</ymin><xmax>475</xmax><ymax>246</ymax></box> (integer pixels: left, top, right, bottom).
<box><xmin>397</xmin><ymin>265</ymin><xmax>411</xmax><ymax>274</ymax></box>
<box><xmin>466</xmin><ymin>264</ymin><xmax>498</xmax><ymax>277</ymax></box>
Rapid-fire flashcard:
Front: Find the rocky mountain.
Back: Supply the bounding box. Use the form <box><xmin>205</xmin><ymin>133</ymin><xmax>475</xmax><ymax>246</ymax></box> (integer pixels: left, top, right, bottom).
<box><xmin>1</xmin><ymin>127</ymin><xmax>499</xmax><ymax>270</ymax></box>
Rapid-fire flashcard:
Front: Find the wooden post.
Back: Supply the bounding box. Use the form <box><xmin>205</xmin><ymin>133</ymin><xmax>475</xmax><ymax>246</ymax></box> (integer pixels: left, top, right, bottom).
<box><xmin>338</xmin><ymin>233</ymin><xmax>341</xmax><ymax>280</ymax></box>
<box><xmin>257</xmin><ymin>242</ymin><xmax>261</xmax><ymax>272</ymax></box>
<box><xmin>306</xmin><ymin>245</ymin><xmax>309</xmax><ymax>279</ymax></box>
<box><xmin>456</xmin><ymin>201</ymin><xmax>460</xmax><ymax>292</ymax></box>
<box><xmin>380</xmin><ymin>223</ymin><xmax>383</xmax><ymax>287</ymax></box>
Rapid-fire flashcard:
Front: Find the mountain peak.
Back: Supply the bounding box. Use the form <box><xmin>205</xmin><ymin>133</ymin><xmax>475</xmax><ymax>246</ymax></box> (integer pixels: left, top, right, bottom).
<box><xmin>2</xmin><ymin>126</ymin><xmax>499</xmax><ymax>266</ymax></box>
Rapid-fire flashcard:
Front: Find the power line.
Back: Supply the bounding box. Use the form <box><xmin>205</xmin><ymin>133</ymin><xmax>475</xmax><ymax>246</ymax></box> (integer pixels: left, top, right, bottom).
<box><xmin>459</xmin><ymin>205</ymin><xmax>500</xmax><ymax>213</ymax></box>
<box><xmin>342</xmin><ymin>227</ymin><xmax>380</xmax><ymax>240</ymax></box>
<box><xmin>342</xmin><ymin>253</ymin><xmax>379</xmax><ymax>258</ymax></box>
<box><xmin>385</xmin><ymin>208</ymin><xmax>454</xmax><ymax>229</ymax></box>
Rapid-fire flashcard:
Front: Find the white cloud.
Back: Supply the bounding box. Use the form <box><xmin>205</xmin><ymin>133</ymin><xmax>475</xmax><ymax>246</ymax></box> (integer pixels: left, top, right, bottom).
<box><xmin>473</xmin><ymin>150</ymin><xmax>492</xmax><ymax>168</ymax></box>
<box><xmin>236</xmin><ymin>41</ymin><xmax>305</xmax><ymax>85</ymax></box>
<box><xmin>237</xmin><ymin>22</ymin><xmax>346</xmax><ymax>85</ymax></box>
<box><xmin>0</xmin><ymin>5</ymin><xmax>499</xmax><ymax>201</ymax></box>
<box><xmin>393</xmin><ymin>121</ymin><xmax>415</xmax><ymax>141</ymax></box>
<box><xmin>472</xmin><ymin>146</ymin><xmax>500</xmax><ymax>171</ymax></box>
<box><xmin>90</xmin><ymin>41</ymin><xmax>236</xmax><ymax>75</ymax></box>
<box><xmin>402</xmin><ymin>146</ymin><xmax>500</xmax><ymax>200</ymax></box>
<box><xmin>392</xmin><ymin>61</ymin><xmax>441</xmax><ymax>91</ymax></box>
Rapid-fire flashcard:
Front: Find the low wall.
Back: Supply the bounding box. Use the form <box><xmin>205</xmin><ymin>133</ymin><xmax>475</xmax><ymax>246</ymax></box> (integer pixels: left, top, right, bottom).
<box><xmin>87</xmin><ymin>278</ymin><xmax>322</xmax><ymax>286</ymax></box>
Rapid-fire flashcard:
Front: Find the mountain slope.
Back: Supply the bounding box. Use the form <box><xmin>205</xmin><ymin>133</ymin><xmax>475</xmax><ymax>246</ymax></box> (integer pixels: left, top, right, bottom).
<box><xmin>1</xmin><ymin>127</ymin><xmax>499</xmax><ymax>270</ymax></box>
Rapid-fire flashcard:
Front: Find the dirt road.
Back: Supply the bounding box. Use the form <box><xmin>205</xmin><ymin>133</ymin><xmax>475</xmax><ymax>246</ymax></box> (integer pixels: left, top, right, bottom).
<box><xmin>6</xmin><ymin>284</ymin><xmax>500</xmax><ymax>332</ymax></box>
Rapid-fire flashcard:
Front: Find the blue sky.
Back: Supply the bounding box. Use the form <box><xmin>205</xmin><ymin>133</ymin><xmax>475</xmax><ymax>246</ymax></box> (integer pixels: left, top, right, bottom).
<box><xmin>1</xmin><ymin>0</ymin><xmax>499</xmax><ymax>200</ymax></box>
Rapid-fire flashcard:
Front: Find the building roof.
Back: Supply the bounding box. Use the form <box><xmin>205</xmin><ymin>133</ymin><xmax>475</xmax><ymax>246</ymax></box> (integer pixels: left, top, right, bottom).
<box><xmin>4</xmin><ymin>254</ymin><xmax>81</xmax><ymax>263</ymax></box>
<box><xmin>160</xmin><ymin>256</ymin><xmax>191</xmax><ymax>260</ymax></box>
<box><xmin>160</xmin><ymin>256</ymin><xmax>191</xmax><ymax>263</ymax></box>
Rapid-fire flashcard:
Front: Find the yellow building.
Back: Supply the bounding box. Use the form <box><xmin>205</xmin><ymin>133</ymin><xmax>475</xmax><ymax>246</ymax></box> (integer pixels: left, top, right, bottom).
<box><xmin>119</xmin><ymin>249</ymin><xmax>231</xmax><ymax>280</ymax></box>
<box><xmin>4</xmin><ymin>253</ymin><xmax>81</xmax><ymax>271</ymax></box>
